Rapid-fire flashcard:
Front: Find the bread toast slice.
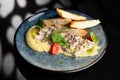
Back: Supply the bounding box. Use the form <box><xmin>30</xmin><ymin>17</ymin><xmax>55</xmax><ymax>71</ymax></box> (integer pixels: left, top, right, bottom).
<box><xmin>70</xmin><ymin>19</ymin><xmax>100</xmax><ymax>29</ymax></box>
<box><xmin>44</xmin><ymin>18</ymin><xmax>71</xmax><ymax>26</ymax></box>
<box><xmin>56</xmin><ymin>8</ymin><xmax>86</xmax><ymax>20</ymax></box>
<box><xmin>69</xmin><ymin>29</ymin><xmax>88</xmax><ymax>37</ymax></box>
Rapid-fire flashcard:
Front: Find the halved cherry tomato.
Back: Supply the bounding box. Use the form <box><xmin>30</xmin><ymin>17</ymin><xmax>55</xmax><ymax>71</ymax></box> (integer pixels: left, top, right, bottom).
<box><xmin>50</xmin><ymin>43</ymin><xmax>59</xmax><ymax>55</ymax></box>
<box><xmin>87</xmin><ymin>35</ymin><xmax>92</xmax><ymax>41</ymax></box>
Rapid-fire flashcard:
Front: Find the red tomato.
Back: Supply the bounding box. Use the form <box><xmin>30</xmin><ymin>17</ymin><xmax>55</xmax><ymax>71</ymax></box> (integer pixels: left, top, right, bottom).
<box><xmin>50</xmin><ymin>43</ymin><xmax>59</xmax><ymax>55</ymax></box>
<box><xmin>87</xmin><ymin>36</ymin><xmax>92</xmax><ymax>41</ymax></box>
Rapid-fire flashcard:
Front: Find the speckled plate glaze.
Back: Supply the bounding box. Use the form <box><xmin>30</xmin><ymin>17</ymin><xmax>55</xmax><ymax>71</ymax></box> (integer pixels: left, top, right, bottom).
<box><xmin>14</xmin><ymin>9</ymin><xmax>107</xmax><ymax>73</ymax></box>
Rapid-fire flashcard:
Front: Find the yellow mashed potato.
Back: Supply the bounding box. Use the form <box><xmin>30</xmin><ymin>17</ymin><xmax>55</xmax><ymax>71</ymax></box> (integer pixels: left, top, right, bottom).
<box><xmin>25</xmin><ymin>26</ymin><xmax>99</xmax><ymax>57</ymax></box>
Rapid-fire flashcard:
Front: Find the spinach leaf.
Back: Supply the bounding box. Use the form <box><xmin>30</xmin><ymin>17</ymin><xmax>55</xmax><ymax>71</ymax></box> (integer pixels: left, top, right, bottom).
<box><xmin>52</xmin><ymin>33</ymin><xmax>62</xmax><ymax>43</ymax></box>
<box><xmin>52</xmin><ymin>33</ymin><xmax>67</xmax><ymax>46</ymax></box>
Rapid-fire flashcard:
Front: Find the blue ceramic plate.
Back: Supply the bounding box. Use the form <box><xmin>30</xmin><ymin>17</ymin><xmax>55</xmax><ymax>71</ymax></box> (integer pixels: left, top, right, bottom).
<box><xmin>14</xmin><ymin>9</ymin><xmax>107</xmax><ymax>73</ymax></box>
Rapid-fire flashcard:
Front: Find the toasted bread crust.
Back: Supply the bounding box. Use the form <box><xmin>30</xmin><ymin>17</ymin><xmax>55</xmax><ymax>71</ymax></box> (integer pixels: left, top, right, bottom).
<box><xmin>78</xmin><ymin>29</ymin><xmax>88</xmax><ymax>36</ymax></box>
<box><xmin>68</xmin><ymin>29</ymin><xmax>88</xmax><ymax>37</ymax></box>
<box><xmin>70</xmin><ymin>19</ymin><xmax>100</xmax><ymax>29</ymax></box>
<box><xmin>56</xmin><ymin>8</ymin><xmax>86</xmax><ymax>20</ymax></box>
<box><xmin>44</xmin><ymin>18</ymin><xmax>71</xmax><ymax>26</ymax></box>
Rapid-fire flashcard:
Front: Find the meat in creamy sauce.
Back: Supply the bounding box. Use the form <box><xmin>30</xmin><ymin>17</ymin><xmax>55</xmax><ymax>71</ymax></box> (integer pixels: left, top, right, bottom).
<box><xmin>34</xmin><ymin>25</ymin><xmax>96</xmax><ymax>57</ymax></box>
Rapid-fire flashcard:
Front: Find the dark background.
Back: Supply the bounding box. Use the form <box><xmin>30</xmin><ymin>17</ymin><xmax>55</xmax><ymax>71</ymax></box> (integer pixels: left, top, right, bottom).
<box><xmin>0</xmin><ymin>0</ymin><xmax>120</xmax><ymax>80</ymax></box>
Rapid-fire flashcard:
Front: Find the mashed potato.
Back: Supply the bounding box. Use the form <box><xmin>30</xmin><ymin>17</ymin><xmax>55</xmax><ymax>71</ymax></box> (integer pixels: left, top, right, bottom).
<box><xmin>25</xmin><ymin>26</ymin><xmax>50</xmax><ymax>52</ymax></box>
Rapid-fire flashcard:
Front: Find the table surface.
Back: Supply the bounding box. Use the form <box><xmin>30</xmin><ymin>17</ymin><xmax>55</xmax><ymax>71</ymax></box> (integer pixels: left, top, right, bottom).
<box><xmin>0</xmin><ymin>0</ymin><xmax>120</xmax><ymax>80</ymax></box>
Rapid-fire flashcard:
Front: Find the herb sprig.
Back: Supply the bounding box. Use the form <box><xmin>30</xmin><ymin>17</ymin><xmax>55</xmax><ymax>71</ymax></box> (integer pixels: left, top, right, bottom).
<box><xmin>90</xmin><ymin>32</ymin><xmax>98</xmax><ymax>43</ymax></box>
<box><xmin>36</xmin><ymin>19</ymin><xmax>44</xmax><ymax>28</ymax></box>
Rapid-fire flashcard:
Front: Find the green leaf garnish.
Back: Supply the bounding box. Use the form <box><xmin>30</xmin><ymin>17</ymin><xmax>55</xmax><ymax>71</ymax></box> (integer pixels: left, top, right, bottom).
<box><xmin>58</xmin><ymin>61</ymin><xmax>64</xmax><ymax>64</ymax></box>
<box><xmin>52</xmin><ymin>33</ymin><xmax>62</xmax><ymax>43</ymax></box>
<box><xmin>86</xmin><ymin>48</ymin><xmax>93</xmax><ymax>53</ymax></box>
<box><xmin>90</xmin><ymin>32</ymin><xmax>98</xmax><ymax>43</ymax></box>
<box><xmin>37</xmin><ymin>19</ymin><xmax>44</xmax><ymax>28</ymax></box>
<box><xmin>52</xmin><ymin>33</ymin><xmax>67</xmax><ymax>46</ymax></box>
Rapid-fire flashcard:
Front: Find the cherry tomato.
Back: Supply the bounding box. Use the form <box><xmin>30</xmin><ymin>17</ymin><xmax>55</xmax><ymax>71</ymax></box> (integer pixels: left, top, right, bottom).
<box><xmin>50</xmin><ymin>43</ymin><xmax>59</xmax><ymax>55</ymax></box>
<box><xmin>87</xmin><ymin>36</ymin><xmax>92</xmax><ymax>41</ymax></box>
